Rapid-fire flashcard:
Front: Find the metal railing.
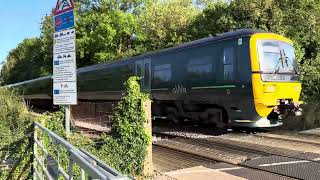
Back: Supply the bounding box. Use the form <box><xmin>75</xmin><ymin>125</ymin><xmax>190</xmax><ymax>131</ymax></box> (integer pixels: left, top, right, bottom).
<box><xmin>33</xmin><ymin>122</ymin><xmax>131</xmax><ymax>180</ymax></box>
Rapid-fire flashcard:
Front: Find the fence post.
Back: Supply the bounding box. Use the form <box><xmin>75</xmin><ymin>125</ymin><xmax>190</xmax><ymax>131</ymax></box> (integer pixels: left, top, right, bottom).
<box><xmin>143</xmin><ymin>100</ymin><xmax>153</xmax><ymax>177</ymax></box>
<box><xmin>33</xmin><ymin>124</ymin><xmax>37</xmax><ymax>180</ymax></box>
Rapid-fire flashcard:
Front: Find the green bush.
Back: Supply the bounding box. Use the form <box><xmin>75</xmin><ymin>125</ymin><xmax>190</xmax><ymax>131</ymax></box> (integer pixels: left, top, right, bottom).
<box><xmin>0</xmin><ymin>88</ymin><xmax>34</xmax><ymax>180</ymax></box>
<box><xmin>293</xmin><ymin>55</ymin><xmax>320</xmax><ymax>130</ymax></box>
<box><xmin>97</xmin><ymin>76</ymin><xmax>151</xmax><ymax>176</ymax></box>
<box><xmin>35</xmin><ymin>109</ymin><xmax>96</xmax><ymax>179</ymax></box>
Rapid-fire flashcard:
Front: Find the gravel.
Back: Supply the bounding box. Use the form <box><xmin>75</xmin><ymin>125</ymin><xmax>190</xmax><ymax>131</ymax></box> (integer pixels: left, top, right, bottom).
<box><xmin>153</xmin><ymin>135</ymin><xmax>168</xmax><ymax>142</ymax></box>
<box><xmin>152</xmin><ymin>126</ymin><xmax>223</xmax><ymax>139</ymax></box>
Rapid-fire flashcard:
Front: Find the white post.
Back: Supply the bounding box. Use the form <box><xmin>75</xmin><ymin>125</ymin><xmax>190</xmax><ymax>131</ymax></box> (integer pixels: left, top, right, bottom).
<box><xmin>65</xmin><ymin>105</ymin><xmax>71</xmax><ymax>138</ymax></box>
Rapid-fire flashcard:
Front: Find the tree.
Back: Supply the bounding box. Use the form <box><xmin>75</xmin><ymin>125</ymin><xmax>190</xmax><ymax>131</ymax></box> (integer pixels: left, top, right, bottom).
<box><xmin>75</xmin><ymin>0</ymin><xmax>147</xmax><ymax>66</ymax></box>
<box><xmin>39</xmin><ymin>15</ymin><xmax>55</xmax><ymax>76</ymax></box>
<box><xmin>140</xmin><ymin>0</ymin><xmax>199</xmax><ymax>50</ymax></box>
<box><xmin>0</xmin><ymin>38</ymin><xmax>46</xmax><ymax>85</ymax></box>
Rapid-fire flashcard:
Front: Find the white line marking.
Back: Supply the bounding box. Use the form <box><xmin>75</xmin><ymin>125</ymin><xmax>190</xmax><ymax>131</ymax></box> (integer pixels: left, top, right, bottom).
<box><xmin>152</xmin><ymin>88</ymin><xmax>169</xmax><ymax>91</ymax></box>
<box><xmin>213</xmin><ymin>167</ymin><xmax>244</xmax><ymax>171</ymax></box>
<box><xmin>312</xmin><ymin>158</ymin><xmax>320</xmax><ymax>161</ymax></box>
<box><xmin>165</xmin><ymin>167</ymin><xmax>243</xmax><ymax>175</ymax></box>
<box><xmin>259</xmin><ymin>160</ymin><xmax>310</xmax><ymax>167</ymax></box>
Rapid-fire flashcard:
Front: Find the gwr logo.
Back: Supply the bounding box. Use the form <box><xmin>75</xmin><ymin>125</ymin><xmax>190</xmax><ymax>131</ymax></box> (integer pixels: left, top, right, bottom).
<box><xmin>172</xmin><ymin>84</ymin><xmax>187</xmax><ymax>95</ymax></box>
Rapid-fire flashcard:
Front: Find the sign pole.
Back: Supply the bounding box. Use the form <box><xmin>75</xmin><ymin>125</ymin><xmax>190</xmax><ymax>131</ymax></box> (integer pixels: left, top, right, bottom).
<box><xmin>65</xmin><ymin>105</ymin><xmax>71</xmax><ymax>138</ymax></box>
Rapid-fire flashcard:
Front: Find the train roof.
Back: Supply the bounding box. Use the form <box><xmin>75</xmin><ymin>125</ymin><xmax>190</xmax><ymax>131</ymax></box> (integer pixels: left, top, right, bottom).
<box><xmin>5</xmin><ymin>76</ymin><xmax>50</xmax><ymax>87</ymax></box>
<box><xmin>77</xmin><ymin>29</ymin><xmax>266</xmax><ymax>72</ymax></box>
<box><xmin>8</xmin><ymin>29</ymin><xmax>267</xmax><ymax>86</ymax></box>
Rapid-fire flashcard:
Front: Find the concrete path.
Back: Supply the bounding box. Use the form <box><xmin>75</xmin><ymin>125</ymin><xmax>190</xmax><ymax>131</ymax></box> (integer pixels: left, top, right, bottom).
<box><xmin>155</xmin><ymin>166</ymin><xmax>245</xmax><ymax>180</ymax></box>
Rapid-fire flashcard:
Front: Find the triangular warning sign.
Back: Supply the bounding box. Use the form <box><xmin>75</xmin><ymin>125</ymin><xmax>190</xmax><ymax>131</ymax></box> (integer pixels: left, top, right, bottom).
<box><xmin>54</xmin><ymin>0</ymin><xmax>74</xmax><ymax>15</ymax></box>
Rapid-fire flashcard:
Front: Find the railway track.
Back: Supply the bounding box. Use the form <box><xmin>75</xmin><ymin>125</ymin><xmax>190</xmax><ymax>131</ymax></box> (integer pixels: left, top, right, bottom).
<box><xmin>153</xmin><ymin>144</ymin><xmax>292</xmax><ymax>180</ymax></box>
<box><xmin>153</xmin><ymin>131</ymin><xmax>320</xmax><ymax>180</ymax></box>
<box><xmin>253</xmin><ymin>133</ymin><xmax>320</xmax><ymax>147</ymax></box>
<box><xmin>153</xmin><ymin>145</ymin><xmax>217</xmax><ymax>172</ymax></box>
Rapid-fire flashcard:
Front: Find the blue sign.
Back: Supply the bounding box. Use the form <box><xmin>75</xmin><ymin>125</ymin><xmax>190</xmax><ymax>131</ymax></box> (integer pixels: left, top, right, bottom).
<box><xmin>54</xmin><ymin>10</ymin><xmax>74</xmax><ymax>32</ymax></box>
<box><xmin>54</xmin><ymin>90</ymin><xmax>60</xmax><ymax>95</ymax></box>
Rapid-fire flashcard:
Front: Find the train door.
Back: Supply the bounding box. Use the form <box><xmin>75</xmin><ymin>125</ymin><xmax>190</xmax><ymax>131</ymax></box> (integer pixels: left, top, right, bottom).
<box><xmin>135</xmin><ymin>59</ymin><xmax>151</xmax><ymax>91</ymax></box>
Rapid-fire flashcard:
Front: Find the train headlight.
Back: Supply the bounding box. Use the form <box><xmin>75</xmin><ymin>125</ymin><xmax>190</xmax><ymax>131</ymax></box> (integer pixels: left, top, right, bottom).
<box><xmin>264</xmin><ymin>84</ymin><xmax>276</xmax><ymax>93</ymax></box>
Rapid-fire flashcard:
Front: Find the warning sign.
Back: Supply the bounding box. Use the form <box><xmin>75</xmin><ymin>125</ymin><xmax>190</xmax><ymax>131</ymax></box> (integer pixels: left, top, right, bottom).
<box><xmin>54</xmin><ymin>0</ymin><xmax>74</xmax><ymax>15</ymax></box>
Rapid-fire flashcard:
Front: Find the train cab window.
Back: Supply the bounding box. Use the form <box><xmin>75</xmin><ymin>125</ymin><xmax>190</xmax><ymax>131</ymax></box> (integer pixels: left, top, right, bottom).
<box><xmin>187</xmin><ymin>57</ymin><xmax>213</xmax><ymax>79</ymax></box>
<box><xmin>223</xmin><ymin>47</ymin><xmax>235</xmax><ymax>81</ymax></box>
<box><xmin>154</xmin><ymin>64</ymin><xmax>172</xmax><ymax>83</ymax></box>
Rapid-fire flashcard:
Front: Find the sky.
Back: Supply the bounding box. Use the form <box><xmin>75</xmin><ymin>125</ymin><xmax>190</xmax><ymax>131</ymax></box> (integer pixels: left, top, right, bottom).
<box><xmin>0</xmin><ymin>0</ymin><xmax>56</xmax><ymax>64</ymax></box>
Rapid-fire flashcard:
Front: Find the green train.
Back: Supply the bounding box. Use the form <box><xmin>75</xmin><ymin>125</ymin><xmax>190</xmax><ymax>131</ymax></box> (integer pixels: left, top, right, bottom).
<box><xmin>9</xmin><ymin>29</ymin><xmax>302</xmax><ymax>128</ymax></box>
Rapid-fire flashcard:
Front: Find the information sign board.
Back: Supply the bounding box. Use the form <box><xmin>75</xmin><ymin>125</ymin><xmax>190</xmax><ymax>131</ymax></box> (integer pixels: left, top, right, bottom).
<box><xmin>53</xmin><ymin>28</ymin><xmax>77</xmax><ymax>105</ymax></box>
<box><xmin>53</xmin><ymin>29</ymin><xmax>75</xmax><ymax>53</ymax></box>
<box><xmin>53</xmin><ymin>51</ymin><xmax>76</xmax><ymax>82</ymax></box>
<box><xmin>53</xmin><ymin>81</ymin><xmax>77</xmax><ymax>105</ymax></box>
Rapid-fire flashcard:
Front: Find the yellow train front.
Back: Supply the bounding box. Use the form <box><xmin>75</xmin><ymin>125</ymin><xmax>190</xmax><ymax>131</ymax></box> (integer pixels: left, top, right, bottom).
<box><xmin>234</xmin><ymin>32</ymin><xmax>302</xmax><ymax>127</ymax></box>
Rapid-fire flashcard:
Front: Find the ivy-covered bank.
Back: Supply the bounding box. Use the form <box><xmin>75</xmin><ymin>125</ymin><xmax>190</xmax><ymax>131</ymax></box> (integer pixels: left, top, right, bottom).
<box><xmin>0</xmin><ymin>77</ymin><xmax>151</xmax><ymax>179</ymax></box>
<box><xmin>98</xmin><ymin>76</ymin><xmax>151</xmax><ymax>175</ymax></box>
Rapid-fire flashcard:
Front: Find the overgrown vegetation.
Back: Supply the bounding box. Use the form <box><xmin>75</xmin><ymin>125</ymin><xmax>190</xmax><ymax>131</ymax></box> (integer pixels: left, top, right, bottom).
<box><xmin>97</xmin><ymin>76</ymin><xmax>150</xmax><ymax>175</ymax></box>
<box><xmin>36</xmin><ymin>77</ymin><xmax>150</xmax><ymax>177</ymax></box>
<box><xmin>35</xmin><ymin>110</ymin><xmax>96</xmax><ymax>178</ymax></box>
<box><xmin>0</xmin><ymin>77</ymin><xmax>150</xmax><ymax>179</ymax></box>
<box><xmin>0</xmin><ymin>88</ymin><xmax>33</xmax><ymax>179</ymax></box>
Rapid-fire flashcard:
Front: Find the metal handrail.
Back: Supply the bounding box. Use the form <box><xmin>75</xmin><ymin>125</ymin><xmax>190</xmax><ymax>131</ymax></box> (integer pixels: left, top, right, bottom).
<box><xmin>80</xmin><ymin>149</ymin><xmax>122</xmax><ymax>176</ymax></box>
<box><xmin>33</xmin><ymin>122</ymin><xmax>131</xmax><ymax>180</ymax></box>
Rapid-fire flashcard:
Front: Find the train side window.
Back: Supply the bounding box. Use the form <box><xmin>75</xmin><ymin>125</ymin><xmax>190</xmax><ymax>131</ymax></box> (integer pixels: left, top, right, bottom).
<box><xmin>223</xmin><ymin>47</ymin><xmax>235</xmax><ymax>81</ymax></box>
<box><xmin>144</xmin><ymin>62</ymin><xmax>151</xmax><ymax>88</ymax></box>
<box><xmin>120</xmin><ymin>65</ymin><xmax>134</xmax><ymax>81</ymax></box>
<box><xmin>136</xmin><ymin>63</ymin><xmax>142</xmax><ymax>77</ymax></box>
<box><xmin>154</xmin><ymin>64</ymin><xmax>172</xmax><ymax>83</ymax></box>
<box><xmin>187</xmin><ymin>57</ymin><xmax>213</xmax><ymax>79</ymax></box>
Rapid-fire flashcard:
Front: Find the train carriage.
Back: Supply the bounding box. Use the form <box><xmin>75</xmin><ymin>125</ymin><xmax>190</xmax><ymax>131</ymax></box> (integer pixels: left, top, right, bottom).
<box><xmin>8</xmin><ymin>29</ymin><xmax>302</xmax><ymax>128</ymax></box>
